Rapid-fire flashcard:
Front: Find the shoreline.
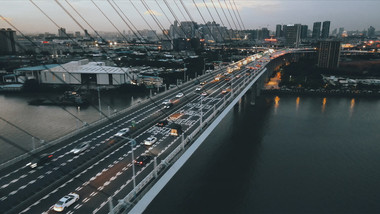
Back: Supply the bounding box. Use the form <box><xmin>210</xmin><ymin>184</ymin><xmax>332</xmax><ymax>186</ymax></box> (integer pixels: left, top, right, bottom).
<box><xmin>262</xmin><ymin>88</ymin><xmax>380</xmax><ymax>97</ymax></box>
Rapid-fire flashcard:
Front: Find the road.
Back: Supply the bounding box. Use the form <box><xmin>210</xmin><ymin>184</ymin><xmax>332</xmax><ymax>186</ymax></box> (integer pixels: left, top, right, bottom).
<box><xmin>0</xmin><ymin>49</ymin><xmax>288</xmax><ymax>214</ymax></box>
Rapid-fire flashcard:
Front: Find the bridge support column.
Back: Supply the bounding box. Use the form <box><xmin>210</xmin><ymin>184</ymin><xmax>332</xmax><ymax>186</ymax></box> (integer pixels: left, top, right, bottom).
<box><xmin>250</xmin><ymin>84</ymin><xmax>256</xmax><ymax>106</ymax></box>
<box><xmin>256</xmin><ymin>78</ymin><xmax>261</xmax><ymax>97</ymax></box>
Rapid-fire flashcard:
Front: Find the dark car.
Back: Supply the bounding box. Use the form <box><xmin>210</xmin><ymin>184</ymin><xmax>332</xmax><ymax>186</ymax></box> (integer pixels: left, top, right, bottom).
<box><xmin>156</xmin><ymin>120</ymin><xmax>168</xmax><ymax>127</ymax></box>
<box><xmin>164</xmin><ymin>103</ymin><xmax>173</xmax><ymax>109</ymax></box>
<box><xmin>134</xmin><ymin>155</ymin><xmax>153</xmax><ymax>166</ymax></box>
<box><xmin>27</xmin><ymin>154</ymin><xmax>53</xmax><ymax>168</ymax></box>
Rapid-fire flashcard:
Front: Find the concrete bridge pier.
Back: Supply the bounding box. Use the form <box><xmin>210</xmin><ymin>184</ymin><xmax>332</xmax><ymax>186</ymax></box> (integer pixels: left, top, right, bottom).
<box><xmin>256</xmin><ymin>77</ymin><xmax>262</xmax><ymax>97</ymax></box>
<box><xmin>250</xmin><ymin>83</ymin><xmax>257</xmax><ymax>106</ymax></box>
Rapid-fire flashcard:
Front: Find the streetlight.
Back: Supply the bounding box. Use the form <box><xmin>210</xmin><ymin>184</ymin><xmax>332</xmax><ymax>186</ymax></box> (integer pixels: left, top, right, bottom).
<box><xmin>118</xmin><ymin>135</ymin><xmax>137</xmax><ymax>190</ymax></box>
<box><xmin>183</xmin><ymin>63</ymin><xmax>186</xmax><ymax>82</ymax></box>
<box><xmin>97</xmin><ymin>86</ymin><xmax>102</xmax><ymax>117</ymax></box>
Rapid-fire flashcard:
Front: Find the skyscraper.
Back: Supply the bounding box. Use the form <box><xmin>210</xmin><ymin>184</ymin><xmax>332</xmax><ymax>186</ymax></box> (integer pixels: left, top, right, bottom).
<box><xmin>282</xmin><ymin>25</ymin><xmax>288</xmax><ymax>38</ymax></box>
<box><xmin>285</xmin><ymin>24</ymin><xmax>301</xmax><ymax>47</ymax></box>
<box><xmin>338</xmin><ymin>27</ymin><xmax>344</xmax><ymax>37</ymax></box>
<box><xmin>301</xmin><ymin>25</ymin><xmax>308</xmax><ymax>39</ymax></box>
<box><xmin>312</xmin><ymin>22</ymin><xmax>321</xmax><ymax>39</ymax></box>
<box><xmin>58</xmin><ymin>27</ymin><xmax>66</xmax><ymax>37</ymax></box>
<box><xmin>368</xmin><ymin>26</ymin><xmax>376</xmax><ymax>38</ymax></box>
<box><xmin>321</xmin><ymin>21</ymin><xmax>331</xmax><ymax>38</ymax></box>
<box><xmin>275</xmin><ymin>24</ymin><xmax>282</xmax><ymax>38</ymax></box>
<box><xmin>0</xmin><ymin>28</ymin><xmax>17</xmax><ymax>55</ymax></box>
<box><xmin>317</xmin><ymin>40</ymin><xmax>341</xmax><ymax>69</ymax></box>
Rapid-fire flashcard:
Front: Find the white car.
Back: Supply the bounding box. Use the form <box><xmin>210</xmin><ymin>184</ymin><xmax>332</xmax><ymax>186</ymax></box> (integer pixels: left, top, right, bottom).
<box><xmin>115</xmin><ymin>128</ymin><xmax>129</xmax><ymax>137</ymax></box>
<box><xmin>195</xmin><ymin>87</ymin><xmax>202</xmax><ymax>91</ymax></box>
<box><xmin>201</xmin><ymin>92</ymin><xmax>208</xmax><ymax>96</ymax></box>
<box><xmin>144</xmin><ymin>136</ymin><xmax>157</xmax><ymax>146</ymax></box>
<box><xmin>176</xmin><ymin>93</ymin><xmax>184</xmax><ymax>98</ymax></box>
<box><xmin>71</xmin><ymin>142</ymin><xmax>89</xmax><ymax>154</ymax></box>
<box><xmin>162</xmin><ymin>99</ymin><xmax>172</xmax><ymax>105</ymax></box>
<box><xmin>53</xmin><ymin>193</ymin><xmax>79</xmax><ymax>212</ymax></box>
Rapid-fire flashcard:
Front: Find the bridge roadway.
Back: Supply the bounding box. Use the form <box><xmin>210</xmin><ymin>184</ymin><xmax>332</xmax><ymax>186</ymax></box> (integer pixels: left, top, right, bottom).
<box><xmin>0</xmin><ymin>49</ymin><xmax>293</xmax><ymax>214</ymax></box>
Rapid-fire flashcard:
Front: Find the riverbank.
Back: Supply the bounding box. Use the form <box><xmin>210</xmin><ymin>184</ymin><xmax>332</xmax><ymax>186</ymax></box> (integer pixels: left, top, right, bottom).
<box><xmin>263</xmin><ymin>87</ymin><xmax>380</xmax><ymax>97</ymax></box>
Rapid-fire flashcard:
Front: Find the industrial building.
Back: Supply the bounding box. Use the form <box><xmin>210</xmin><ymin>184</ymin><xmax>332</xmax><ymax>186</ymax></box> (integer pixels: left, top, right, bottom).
<box><xmin>15</xmin><ymin>59</ymin><xmax>138</xmax><ymax>87</ymax></box>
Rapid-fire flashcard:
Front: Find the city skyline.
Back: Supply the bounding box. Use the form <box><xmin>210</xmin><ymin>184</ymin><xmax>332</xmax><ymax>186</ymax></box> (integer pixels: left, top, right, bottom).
<box><xmin>1</xmin><ymin>0</ymin><xmax>380</xmax><ymax>34</ymax></box>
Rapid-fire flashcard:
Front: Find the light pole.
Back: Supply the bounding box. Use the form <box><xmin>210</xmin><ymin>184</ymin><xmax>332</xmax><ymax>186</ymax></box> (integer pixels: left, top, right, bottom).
<box><xmin>118</xmin><ymin>136</ymin><xmax>137</xmax><ymax>190</ymax></box>
<box><xmin>97</xmin><ymin>86</ymin><xmax>102</xmax><ymax>117</ymax></box>
<box><xmin>183</xmin><ymin>63</ymin><xmax>187</xmax><ymax>82</ymax></box>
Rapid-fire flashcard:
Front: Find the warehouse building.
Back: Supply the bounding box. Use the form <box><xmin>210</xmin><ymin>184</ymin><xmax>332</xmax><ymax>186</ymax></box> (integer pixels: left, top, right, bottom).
<box><xmin>16</xmin><ymin>59</ymin><xmax>137</xmax><ymax>87</ymax></box>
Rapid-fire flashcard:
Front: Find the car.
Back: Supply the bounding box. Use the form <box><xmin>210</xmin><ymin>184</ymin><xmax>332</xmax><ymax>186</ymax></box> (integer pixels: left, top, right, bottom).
<box><xmin>176</xmin><ymin>93</ymin><xmax>184</xmax><ymax>98</ymax></box>
<box><xmin>115</xmin><ymin>128</ymin><xmax>129</xmax><ymax>137</ymax></box>
<box><xmin>200</xmin><ymin>81</ymin><xmax>207</xmax><ymax>85</ymax></box>
<box><xmin>236</xmin><ymin>74</ymin><xmax>241</xmax><ymax>78</ymax></box>
<box><xmin>164</xmin><ymin>103</ymin><xmax>173</xmax><ymax>109</ymax></box>
<box><xmin>195</xmin><ymin>86</ymin><xmax>202</xmax><ymax>91</ymax></box>
<box><xmin>106</xmin><ymin>137</ymin><xmax>118</xmax><ymax>146</ymax></box>
<box><xmin>144</xmin><ymin>136</ymin><xmax>157</xmax><ymax>146</ymax></box>
<box><xmin>162</xmin><ymin>99</ymin><xmax>172</xmax><ymax>105</ymax></box>
<box><xmin>53</xmin><ymin>193</ymin><xmax>79</xmax><ymax>212</ymax></box>
<box><xmin>221</xmin><ymin>88</ymin><xmax>231</xmax><ymax>94</ymax></box>
<box><xmin>71</xmin><ymin>142</ymin><xmax>90</xmax><ymax>154</ymax></box>
<box><xmin>27</xmin><ymin>153</ymin><xmax>53</xmax><ymax>168</ymax></box>
<box><xmin>201</xmin><ymin>92</ymin><xmax>208</xmax><ymax>96</ymax></box>
<box><xmin>134</xmin><ymin>155</ymin><xmax>153</xmax><ymax>166</ymax></box>
<box><xmin>156</xmin><ymin>120</ymin><xmax>168</xmax><ymax>127</ymax></box>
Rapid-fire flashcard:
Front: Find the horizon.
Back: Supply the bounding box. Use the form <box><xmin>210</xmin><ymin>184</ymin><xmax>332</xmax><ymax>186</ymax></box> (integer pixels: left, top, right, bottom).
<box><xmin>1</xmin><ymin>0</ymin><xmax>379</xmax><ymax>35</ymax></box>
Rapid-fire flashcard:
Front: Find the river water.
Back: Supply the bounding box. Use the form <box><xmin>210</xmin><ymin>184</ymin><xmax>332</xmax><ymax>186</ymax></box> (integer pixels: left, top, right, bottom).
<box><xmin>145</xmin><ymin>93</ymin><xmax>380</xmax><ymax>214</ymax></box>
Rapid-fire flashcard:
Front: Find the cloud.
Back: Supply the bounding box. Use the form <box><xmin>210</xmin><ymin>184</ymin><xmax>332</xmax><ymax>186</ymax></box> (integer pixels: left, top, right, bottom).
<box><xmin>144</xmin><ymin>9</ymin><xmax>162</xmax><ymax>16</ymax></box>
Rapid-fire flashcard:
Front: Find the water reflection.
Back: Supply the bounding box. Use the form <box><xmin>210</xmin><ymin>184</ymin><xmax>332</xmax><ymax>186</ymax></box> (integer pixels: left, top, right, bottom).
<box><xmin>322</xmin><ymin>97</ymin><xmax>327</xmax><ymax>113</ymax></box>
<box><xmin>349</xmin><ymin>98</ymin><xmax>355</xmax><ymax>118</ymax></box>
<box><xmin>296</xmin><ymin>97</ymin><xmax>300</xmax><ymax>112</ymax></box>
<box><xmin>274</xmin><ymin>96</ymin><xmax>280</xmax><ymax>114</ymax></box>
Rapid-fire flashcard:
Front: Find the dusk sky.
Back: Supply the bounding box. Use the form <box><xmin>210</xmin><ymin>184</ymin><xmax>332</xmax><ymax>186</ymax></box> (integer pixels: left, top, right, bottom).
<box><xmin>1</xmin><ymin>0</ymin><xmax>379</xmax><ymax>34</ymax></box>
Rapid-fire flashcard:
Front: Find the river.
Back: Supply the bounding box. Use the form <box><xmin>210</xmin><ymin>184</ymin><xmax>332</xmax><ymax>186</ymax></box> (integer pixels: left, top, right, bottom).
<box><xmin>144</xmin><ymin>93</ymin><xmax>380</xmax><ymax>214</ymax></box>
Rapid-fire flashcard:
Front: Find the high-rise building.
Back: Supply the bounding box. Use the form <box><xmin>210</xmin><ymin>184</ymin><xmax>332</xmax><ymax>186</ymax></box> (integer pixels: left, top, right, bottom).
<box><xmin>321</xmin><ymin>21</ymin><xmax>330</xmax><ymax>38</ymax></box>
<box><xmin>317</xmin><ymin>40</ymin><xmax>341</xmax><ymax>69</ymax></box>
<box><xmin>275</xmin><ymin>24</ymin><xmax>282</xmax><ymax>37</ymax></box>
<box><xmin>180</xmin><ymin>21</ymin><xmax>197</xmax><ymax>38</ymax></box>
<box><xmin>312</xmin><ymin>22</ymin><xmax>321</xmax><ymax>39</ymax></box>
<box><xmin>58</xmin><ymin>27</ymin><xmax>66</xmax><ymax>37</ymax></box>
<box><xmin>282</xmin><ymin>25</ymin><xmax>288</xmax><ymax>38</ymax></box>
<box><xmin>84</xmin><ymin>29</ymin><xmax>90</xmax><ymax>38</ymax></box>
<box><xmin>368</xmin><ymin>26</ymin><xmax>376</xmax><ymax>38</ymax></box>
<box><xmin>0</xmin><ymin>28</ymin><xmax>17</xmax><ymax>55</ymax></box>
<box><xmin>301</xmin><ymin>25</ymin><xmax>308</xmax><ymax>39</ymax></box>
<box><xmin>285</xmin><ymin>24</ymin><xmax>301</xmax><ymax>47</ymax></box>
<box><xmin>338</xmin><ymin>27</ymin><xmax>344</xmax><ymax>37</ymax></box>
